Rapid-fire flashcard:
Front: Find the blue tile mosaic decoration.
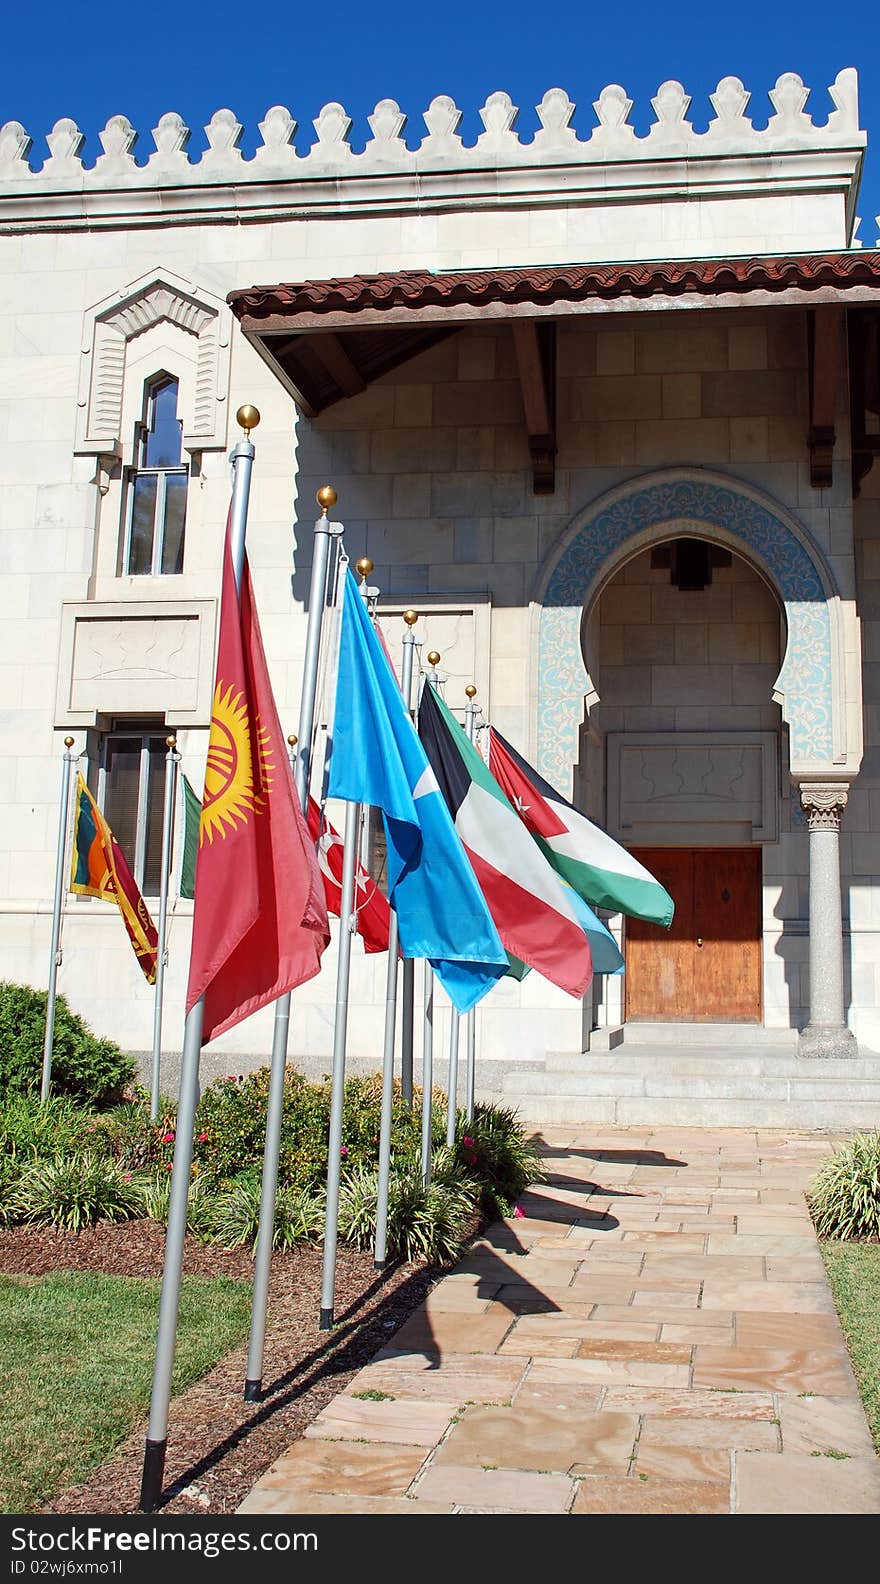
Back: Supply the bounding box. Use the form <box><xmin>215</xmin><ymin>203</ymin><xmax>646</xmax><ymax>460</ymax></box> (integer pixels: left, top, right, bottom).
<box><xmin>537</xmin><ymin>477</ymin><xmax>834</xmax><ymax>792</ymax></box>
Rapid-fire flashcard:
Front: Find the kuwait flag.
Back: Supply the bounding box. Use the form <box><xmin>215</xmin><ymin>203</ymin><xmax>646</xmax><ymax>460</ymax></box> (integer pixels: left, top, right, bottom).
<box><xmin>418</xmin><ymin>684</ymin><xmax>592</xmax><ymax>998</ymax></box>
<box><xmin>488</xmin><ymin>727</ymin><xmax>674</xmax><ymax>928</ymax></box>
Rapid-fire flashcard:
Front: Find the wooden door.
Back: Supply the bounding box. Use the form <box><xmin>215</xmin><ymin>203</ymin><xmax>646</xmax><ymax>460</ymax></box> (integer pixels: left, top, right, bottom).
<box><xmin>625</xmin><ymin>848</ymin><xmax>762</xmax><ymax>1023</ymax></box>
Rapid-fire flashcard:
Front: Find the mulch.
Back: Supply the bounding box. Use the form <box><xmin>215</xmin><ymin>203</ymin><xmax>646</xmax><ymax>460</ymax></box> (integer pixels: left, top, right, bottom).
<box><xmin>0</xmin><ymin>1221</ymin><xmax>438</xmax><ymax>1515</ymax></box>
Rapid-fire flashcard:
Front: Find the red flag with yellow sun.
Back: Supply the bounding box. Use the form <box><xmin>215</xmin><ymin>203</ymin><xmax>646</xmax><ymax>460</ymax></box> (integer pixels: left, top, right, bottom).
<box><xmin>186</xmin><ymin>522</ymin><xmax>329</xmax><ymax>1043</ymax></box>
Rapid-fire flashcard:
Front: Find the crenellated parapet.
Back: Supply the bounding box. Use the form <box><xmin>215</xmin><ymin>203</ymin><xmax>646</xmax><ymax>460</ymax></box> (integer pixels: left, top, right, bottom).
<box><xmin>0</xmin><ymin>71</ymin><xmax>867</xmax><ymax>240</ymax></box>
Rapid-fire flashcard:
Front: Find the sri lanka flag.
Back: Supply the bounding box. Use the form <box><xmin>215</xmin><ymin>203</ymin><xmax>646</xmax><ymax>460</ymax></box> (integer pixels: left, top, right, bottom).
<box><xmin>70</xmin><ymin>774</ymin><xmax>159</xmax><ymax>984</ymax></box>
<box><xmin>488</xmin><ymin>727</ymin><xmax>674</xmax><ymax>927</ymax></box>
<box><xmin>417</xmin><ymin>684</ymin><xmax>596</xmax><ymax>998</ymax></box>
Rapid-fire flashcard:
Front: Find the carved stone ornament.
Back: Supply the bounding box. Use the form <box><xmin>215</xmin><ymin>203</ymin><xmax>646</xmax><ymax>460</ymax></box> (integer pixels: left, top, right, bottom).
<box><xmin>799</xmin><ymin>782</ymin><xmax>849</xmax><ymax>829</ymax></box>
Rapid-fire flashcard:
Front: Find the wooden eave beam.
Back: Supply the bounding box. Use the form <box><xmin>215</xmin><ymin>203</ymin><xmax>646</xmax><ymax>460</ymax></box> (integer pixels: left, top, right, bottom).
<box><xmin>512</xmin><ymin>320</ymin><xmax>557</xmax><ymax>494</ymax></box>
<box><xmin>301</xmin><ymin>331</ymin><xmax>366</xmax><ymax>398</ymax></box>
<box><xmin>808</xmin><ymin>306</ymin><xmax>843</xmax><ymax>489</ymax></box>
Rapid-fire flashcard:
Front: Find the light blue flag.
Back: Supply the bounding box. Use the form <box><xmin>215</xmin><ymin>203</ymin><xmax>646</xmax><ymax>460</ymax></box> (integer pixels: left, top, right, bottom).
<box><xmin>564</xmin><ymin>885</ymin><xmax>625</xmax><ymax>976</ymax></box>
<box><xmin>327</xmin><ymin>570</ymin><xmax>508</xmax><ymax>1012</ymax></box>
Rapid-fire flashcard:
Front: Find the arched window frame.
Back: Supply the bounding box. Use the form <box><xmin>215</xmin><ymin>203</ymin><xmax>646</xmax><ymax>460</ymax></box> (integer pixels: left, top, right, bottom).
<box><xmin>120</xmin><ymin>373</ymin><xmax>189</xmax><ymax>576</ymax></box>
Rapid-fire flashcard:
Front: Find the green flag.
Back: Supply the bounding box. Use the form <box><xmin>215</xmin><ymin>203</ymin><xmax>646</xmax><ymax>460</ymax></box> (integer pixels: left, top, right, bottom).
<box><xmin>180</xmin><ymin>775</ymin><xmax>201</xmax><ymax>900</ymax></box>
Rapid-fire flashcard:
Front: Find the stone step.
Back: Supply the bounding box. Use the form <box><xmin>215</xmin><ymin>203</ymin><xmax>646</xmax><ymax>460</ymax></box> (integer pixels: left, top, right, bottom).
<box><xmin>544</xmin><ymin>1050</ymin><xmax>880</xmax><ymax>1079</ymax></box>
<box><xmin>505</xmin><ymin>1093</ymin><xmax>880</xmax><ymax>1129</ymax></box>
<box><xmin>504</xmin><ymin>1069</ymin><xmax>880</xmax><ymax>1101</ymax></box>
<box><xmin>588</xmin><ymin>1023</ymin><xmax>798</xmax><ymax>1050</ymax></box>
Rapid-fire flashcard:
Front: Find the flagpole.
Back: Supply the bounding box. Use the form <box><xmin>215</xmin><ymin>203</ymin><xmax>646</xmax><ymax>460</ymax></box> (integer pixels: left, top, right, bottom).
<box><xmin>141</xmin><ymin>403</ymin><xmax>259</xmax><ymax>1514</ymax></box>
<box><xmin>243</xmin><ymin>485</ymin><xmax>340</xmax><ymax>1400</ymax></box>
<box><xmin>399</xmin><ymin>613</ymin><xmax>419</xmax><ymax>1109</ymax></box>
<box><xmin>149</xmin><ymin>736</ymin><xmax>179</xmax><ymax>1122</ymax></box>
<box><xmin>419</xmin><ymin>650</ymin><xmax>442</xmax><ymax>1187</ymax></box>
<box><xmin>373</xmin><ymin>609</ymin><xmax>419</xmax><ymax>1270</ymax></box>
<box><xmin>319</xmin><ymin>796</ymin><xmax>360</xmax><ymax>1329</ymax></box>
<box><xmin>463</xmin><ymin>685</ymin><xmax>478</xmax><ymax>1124</ymax></box>
<box><xmin>445</xmin><ymin>1011</ymin><xmax>460</xmax><ymax>1147</ymax></box>
<box><xmin>41</xmin><ymin>735</ymin><xmax>76</xmax><ymax>1103</ymax></box>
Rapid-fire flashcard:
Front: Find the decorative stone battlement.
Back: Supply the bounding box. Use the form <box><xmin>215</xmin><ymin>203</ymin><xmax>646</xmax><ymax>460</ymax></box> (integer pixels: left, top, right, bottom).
<box><xmin>0</xmin><ymin>71</ymin><xmax>867</xmax><ymax>238</ymax></box>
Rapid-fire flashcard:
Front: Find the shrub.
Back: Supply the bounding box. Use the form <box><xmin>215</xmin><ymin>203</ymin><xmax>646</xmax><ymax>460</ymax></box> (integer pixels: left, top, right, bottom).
<box><xmin>0</xmin><ymin>1094</ymin><xmax>98</xmax><ymax>1163</ymax></box>
<box><xmin>17</xmin><ymin>1154</ymin><xmax>144</xmax><ymax>1231</ymax></box>
<box><xmin>454</xmin><ymin>1102</ymin><xmax>542</xmax><ymax>1217</ymax></box>
<box><xmin>0</xmin><ymin>983</ymin><xmax>136</xmax><ymax>1108</ymax></box>
<box><xmin>211</xmin><ymin>1178</ymin><xmax>325</xmax><ymax>1250</ymax></box>
<box><xmin>338</xmin><ymin>1156</ymin><xmax>477</xmax><ymax>1264</ymax></box>
<box><xmin>810</xmin><ymin>1132</ymin><xmax>880</xmax><ymax>1241</ymax></box>
<box><xmin>91</xmin><ymin>1101</ymin><xmax>171</xmax><ymax>1171</ymax></box>
<box><xmin>142</xmin><ymin>1170</ymin><xmax>217</xmax><ymax>1239</ymax></box>
<box><xmin>0</xmin><ymin>1156</ymin><xmax>25</xmax><ymax>1227</ymax></box>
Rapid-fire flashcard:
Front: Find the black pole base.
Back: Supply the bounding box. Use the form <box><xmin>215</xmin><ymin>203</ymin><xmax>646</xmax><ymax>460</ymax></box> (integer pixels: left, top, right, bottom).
<box><xmin>139</xmin><ymin>1437</ymin><xmax>167</xmax><ymax>1513</ymax></box>
<box><xmin>318</xmin><ymin>1306</ymin><xmax>334</xmax><ymax>1331</ymax></box>
<box><xmin>243</xmin><ymin>1377</ymin><xmax>262</xmax><ymax>1403</ymax></box>
<box><xmin>373</xmin><ymin>1259</ymin><xmax>386</xmax><ymax>1271</ymax></box>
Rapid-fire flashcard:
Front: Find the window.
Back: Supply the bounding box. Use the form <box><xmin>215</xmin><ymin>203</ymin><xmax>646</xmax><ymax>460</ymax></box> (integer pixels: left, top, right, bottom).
<box><xmin>122</xmin><ymin>376</ymin><xmax>188</xmax><ymax>575</ymax></box>
<box><xmin>96</xmin><ymin>725</ymin><xmax>168</xmax><ymax>894</ymax></box>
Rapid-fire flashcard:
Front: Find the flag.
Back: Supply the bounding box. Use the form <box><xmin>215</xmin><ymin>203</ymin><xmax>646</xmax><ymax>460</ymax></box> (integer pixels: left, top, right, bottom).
<box><xmin>307</xmin><ymin>797</ymin><xmax>391</xmax><ymax>954</ymax></box>
<box><xmin>70</xmin><ymin>774</ymin><xmax>159</xmax><ymax>983</ymax></box>
<box><xmin>488</xmin><ymin>727</ymin><xmax>674</xmax><ymax>927</ymax></box>
<box><xmin>186</xmin><ymin>523</ymin><xmax>329</xmax><ymax>1044</ymax></box>
<box><xmin>418</xmin><ymin>683</ymin><xmax>593</xmax><ymax>998</ymax></box>
<box><xmin>179</xmin><ymin>775</ymin><xmax>200</xmax><ymax>901</ymax></box>
<box><xmin>327</xmin><ymin>569</ymin><xmax>508</xmax><ymax>1013</ymax></box>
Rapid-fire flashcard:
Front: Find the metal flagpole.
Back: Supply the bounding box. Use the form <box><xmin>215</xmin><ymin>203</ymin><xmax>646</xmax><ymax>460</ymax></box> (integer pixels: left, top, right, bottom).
<box><xmin>373</xmin><ymin>609</ymin><xmax>419</xmax><ymax>1269</ymax></box>
<box><xmin>399</xmin><ymin>612</ymin><xmax>419</xmax><ymax>1109</ymax></box>
<box><xmin>41</xmin><ymin>735</ymin><xmax>77</xmax><ymax>1103</ymax></box>
<box><xmin>140</xmin><ymin>403</ymin><xmax>259</xmax><ymax>1513</ymax></box>
<box><xmin>463</xmin><ymin>685</ymin><xmax>478</xmax><ymax>1124</ymax></box>
<box><xmin>149</xmin><ymin>735</ymin><xmax>180</xmax><ymax>1122</ymax></box>
<box><xmin>420</xmin><ymin>649</ymin><xmax>441</xmax><ymax>1187</ymax></box>
<box><xmin>243</xmin><ymin>485</ymin><xmax>341</xmax><ymax>1401</ymax></box>
<box><xmin>445</xmin><ymin>1011</ymin><xmax>460</xmax><ymax>1147</ymax></box>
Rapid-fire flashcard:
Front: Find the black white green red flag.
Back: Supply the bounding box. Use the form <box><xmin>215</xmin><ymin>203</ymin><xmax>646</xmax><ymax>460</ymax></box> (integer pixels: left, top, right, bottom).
<box><xmin>487</xmin><ymin>726</ymin><xmax>674</xmax><ymax>927</ymax></box>
<box><xmin>417</xmin><ymin>683</ymin><xmax>593</xmax><ymax>998</ymax></box>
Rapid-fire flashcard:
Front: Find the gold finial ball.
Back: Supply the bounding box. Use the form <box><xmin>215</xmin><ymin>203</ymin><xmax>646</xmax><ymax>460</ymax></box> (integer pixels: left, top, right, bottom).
<box><xmin>356</xmin><ymin>556</ymin><xmax>374</xmax><ymax>578</ymax></box>
<box><xmin>287</xmin><ymin>734</ymin><xmax>298</xmax><ymax>747</ymax></box>
<box><xmin>316</xmin><ymin>485</ymin><xmax>337</xmax><ymax>514</ymax></box>
<box><xmin>165</xmin><ymin>734</ymin><xmax>177</xmax><ymax>749</ymax></box>
<box><xmin>427</xmin><ymin>651</ymin><xmax>441</xmax><ymax>667</ymax></box>
<box><xmin>465</xmin><ymin>684</ymin><xmax>477</xmax><ymax>699</ymax></box>
<box><xmin>236</xmin><ymin>404</ymin><xmax>261</xmax><ymax>435</ymax></box>
<box><xmin>403</xmin><ymin>609</ymin><xmax>418</xmax><ymax>627</ymax></box>
<box><xmin>63</xmin><ymin>736</ymin><xmax>75</xmax><ymax>750</ymax></box>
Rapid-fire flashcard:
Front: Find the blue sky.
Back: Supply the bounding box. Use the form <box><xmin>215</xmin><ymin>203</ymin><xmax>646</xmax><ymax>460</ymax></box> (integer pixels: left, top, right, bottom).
<box><xmin>2</xmin><ymin>0</ymin><xmax>878</xmax><ymax>244</ymax></box>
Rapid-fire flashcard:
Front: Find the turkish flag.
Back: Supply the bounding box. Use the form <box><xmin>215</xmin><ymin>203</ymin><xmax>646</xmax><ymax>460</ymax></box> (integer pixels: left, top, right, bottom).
<box><xmin>307</xmin><ymin>798</ymin><xmax>391</xmax><ymax>954</ymax></box>
<box><xmin>186</xmin><ymin>521</ymin><xmax>329</xmax><ymax>1043</ymax></box>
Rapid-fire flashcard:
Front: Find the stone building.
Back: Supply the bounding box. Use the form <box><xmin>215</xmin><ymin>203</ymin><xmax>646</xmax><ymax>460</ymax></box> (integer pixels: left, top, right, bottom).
<box><xmin>1</xmin><ymin>70</ymin><xmax>879</xmax><ymax>1124</ymax></box>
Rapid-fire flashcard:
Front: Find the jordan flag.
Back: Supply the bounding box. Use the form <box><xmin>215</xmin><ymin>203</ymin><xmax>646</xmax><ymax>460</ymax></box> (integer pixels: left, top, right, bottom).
<box><xmin>488</xmin><ymin>727</ymin><xmax>674</xmax><ymax>927</ymax></box>
<box><xmin>417</xmin><ymin>683</ymin><xmax>592</xmax><ymax>998</ymax></box>
<box><xmin>307</xmin><ymin>798</ymin><xmax>391</xmax><ymax>954</ymax></box>
<box><xmin>186</xmin><ymin>523</ymin><xmax>329</xmax><ymax>1043</ymax></box>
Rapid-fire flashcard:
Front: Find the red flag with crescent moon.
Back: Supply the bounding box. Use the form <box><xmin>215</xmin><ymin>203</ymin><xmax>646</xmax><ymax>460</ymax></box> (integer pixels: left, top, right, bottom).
<box><xmin>186</xmin><ymin>518</ymin><xmax>329</xmax><ymax>1043</ymax></box>
<box><xmin>306</xmin><ymin>798</ymin><xmax>391</xmax><ymax>954</ymax></box>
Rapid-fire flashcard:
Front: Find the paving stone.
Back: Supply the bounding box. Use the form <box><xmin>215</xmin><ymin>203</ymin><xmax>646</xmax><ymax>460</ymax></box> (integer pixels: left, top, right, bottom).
<box><xmin>765</xmin><ymin>1256</ymin><xmax>827</xmax><ymax>1283</ymax></box>
<box><xmin>592</xmin><ymin>1303</ymin><xmax>733</xmax><ymax>1327</ymax></box>
<box><xmin>512</xmin><ymin>1382</ymin><xmax>605</xmax><ymax>1413</ymax></box>
<box><xmin>386</xmin><ymin>1304</ymin><xmax>515</xmax><ymax>1356</ymax></box>
<box><xmin>639</xmin><ymin>1416</ymin><xmax>779</xmax><ymax>1451</ymax></box>
<box><xmin>413</xmin><ymin>1463</ymin><xmax>575</xmax><ymax>1512</ymax></box>
<box><xmin>701</xmin><ymin>1280</ymin><xmax>836</xmax><ymax>1314</ymax></box>
<box><xmin>778</xmin><ymin>1395</ymin><xmax>878</xmax><ymax>1458</ymax></box>
<box><xmin>498</xmin><ymin>1332</ymin><xmax>581</xmax><ymax>1358</ymax></box>
<box><xmin>529</xmin><ymin>1355</ymin><xmax>691</xmax><ymax>1388</ymax></box>
<box><xmin>575</xmin><ymin>1337</ymin><xmax>692</xmax><ymax>1364</ymax></box>
<box><xmin>433</xmin><ymin>1403</ymin><xmax>639</xmax><ymax>1475</ymax></box>
<box><xmin>735</xmin><ymin>1452</ymin><xmax>880</xmax><ymax>1514</ymax></box>
<box><xmin>633</xmin><ymin>1443</ymin><xmax>731</xmax><ymax>1484</ymax></box>
<box><xmin>660</xmin><ymin>1323</ymin><xmax>734</xmax><ymax>1346</ymax></box>
<box><xmin>572</xmin><ymin>1476</ymin><xmax>729</xmax><ymax>1515</ymax></box>
<box><xmin>601</xmin><ymin>1386</ymin><xmax>776</xmax><ymax>1420</ymax></box>
<box><xmin>253</xmin><ymin>1441</ymin><xmax>427</xmax><ymax>1497</ymax></box>
<box><xmin>304</xmin><ymin>1396</ymin><xmax>459</xmax><ymax>1446</ymax></box>
<box><xmin>733</xmin><ymin>1311</ymin><xmax>846</xmax><ymax>1349</ymax></box>
<box><xmin>706</xmin><ymin>1234</ymin><xmax>819</xmax><ymax>1257</ymax></box>
<box><xmin>239</xmin><ymin>1491</ymin><xmax>451</xmax><ymax>1514</ymax></box>
<box><xmin>693</xmin><ymin>1343</ymin><xmax>854</xmax><ymax>1396</ymax></box>
<box><xmin>641</xmin><ymin>1255</ymin><xmax>766</xmax><ymax>1280</ymax></box>
<box><xmin>631</xmin><ymin>1289</ymin><xmax>699</xmax><ymax>1308</ymax></box>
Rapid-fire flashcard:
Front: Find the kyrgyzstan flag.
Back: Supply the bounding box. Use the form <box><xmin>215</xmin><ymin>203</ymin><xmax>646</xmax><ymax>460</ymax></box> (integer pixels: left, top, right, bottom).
<box><xmin>306</xmin><ymin>798</ymin><xmax>391</xmax><ymax>954</ymax></box>
<box><xmin>186</xmin><ymin>524</ymin><xmax>329</xmax><ymax>1043</ymax></box>
<box><xmin>417</xmin><ymin>683</ymin><xmax>592</xmax><ymax>998</ymax></box>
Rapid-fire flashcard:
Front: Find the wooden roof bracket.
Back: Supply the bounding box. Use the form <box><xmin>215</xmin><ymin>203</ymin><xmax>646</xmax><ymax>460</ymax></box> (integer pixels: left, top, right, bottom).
<box><xmin>512</xmin><ymin>320</ymin><xmax>557</xmax><ymax>494</ymax></box>
<box><xmin>808</xmin><ymin>306</ymin><xmax>843</xmax><ymax>489</ymax></box>
<box><xmin>848</xmin><ymin>306</ymin><xmax>880</xmax><ymax>497</ymax></box>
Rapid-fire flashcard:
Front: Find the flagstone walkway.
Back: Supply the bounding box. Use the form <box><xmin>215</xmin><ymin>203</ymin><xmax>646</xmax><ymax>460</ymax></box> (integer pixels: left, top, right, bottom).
<box><xmin>240</xmin><ymin>1127</ymin><xmax>880</xmax><ymax>1515</ymax></box>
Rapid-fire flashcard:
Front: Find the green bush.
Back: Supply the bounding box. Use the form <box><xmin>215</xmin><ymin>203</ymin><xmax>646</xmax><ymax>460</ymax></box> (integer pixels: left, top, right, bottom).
<box><xmin>0</xmin><ymin>1094</ymin><xmax>98</xmax><ymax>1163</ymax></box>
<box><xmin>0</xmin><ymin>1156</ymin><xmax>24</xmax><ymax>1227</ymax></box>
<box><xmin>142</xmin><ymin>1170</ymin><xmax>217</xmax><ymax>1240</ymax></box>
<box><xmin>17</xmin><ymin>1153</ymin><xmax>144</xmax><ymax>1232</ymax></box>
<box><xmin>810</xmin><ymin>1132</ymin><xmax>880</xmax><ymax>1240</ymax></box>
<box><xmin>454</xmin><ymin>1102</ymin><xmax>542</xmax><ymax>1217</ymax></box>
<box><xmin>338</xmin><ymin>1155</ymin><xmax>477</xmax><ymax>1264</ymax></box>
<box><xmin>210</xmin><ymin>1177</ymin><xmax>325</xmax><ymax>1251</ymax></box>
<box><xmin>0</xmin><ymin>983</ymin><xmax>136</xmax><ymax>1108</ymax></box>
<box><xmin>91</xmin><ymin>1101</ymin><xmax>172</xmax><ymax>1172</ymax></box>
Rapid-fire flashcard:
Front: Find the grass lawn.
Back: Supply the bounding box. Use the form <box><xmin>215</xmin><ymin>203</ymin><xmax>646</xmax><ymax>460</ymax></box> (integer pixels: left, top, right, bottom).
<box><xmin>820</xmin><ymin>1241</ymin><xmax>880</xmax><ymax>1451</ymax></box>
<box><xmin>0</xmin><ymin>1270</ymin><xmax>251</xmax><ymax>1513</ymax></box>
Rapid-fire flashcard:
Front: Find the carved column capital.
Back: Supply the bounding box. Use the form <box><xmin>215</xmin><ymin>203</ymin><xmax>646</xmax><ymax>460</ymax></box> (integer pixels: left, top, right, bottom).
<box><xmin>799</xmin><ymin>781</ymin><xmax>849</xmax><ymax>830</ymax></box>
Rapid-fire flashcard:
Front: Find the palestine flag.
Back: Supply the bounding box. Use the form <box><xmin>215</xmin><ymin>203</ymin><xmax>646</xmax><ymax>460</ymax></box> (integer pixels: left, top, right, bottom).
<box><xmin>488</xmin><ymin>727</ymin><xmax>674</xmax><ymax>927</ymax></box>
<box><xmin>417</xmin><ymin>684</ymin><xmax>592</xmax><ymax>998</ymax></box>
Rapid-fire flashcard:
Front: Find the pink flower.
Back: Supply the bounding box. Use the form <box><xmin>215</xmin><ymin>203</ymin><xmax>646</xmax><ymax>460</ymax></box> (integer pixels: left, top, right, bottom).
<box><xmin>340</xmin><ymin>1145</ymin><xmax>348</xmax><ymax>1157</ymax></box>
<box><xmin>462</xmin><ymin>1136</ymin><xmax>474</xmax><ymax>1149</ymax></box>
<box><xmin>165</xmin><ymin>1163</ymin><xmax>173</xmax><ymax>1172</ymax></box>
<box><xmin>162</xmin><ymin>1132</ymin><xmax>175</xmax><ymax>1144</ymax></box>
<box><xmin>513</xmin><ymin>1204</ymin><xmax>525</xmax><ymax>1219</ymax></box>
<box><xmin>198</xmin><ymin>1132</ymin><xmax>209</xmax><ymax>1143</ymax></box>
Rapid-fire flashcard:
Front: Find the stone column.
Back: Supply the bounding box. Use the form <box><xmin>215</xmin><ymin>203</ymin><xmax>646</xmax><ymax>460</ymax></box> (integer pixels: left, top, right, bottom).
<box><xmin>798</xmin><ymin>783</ymin><xmax>858</xmax><ymax>1058</ymax></box>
